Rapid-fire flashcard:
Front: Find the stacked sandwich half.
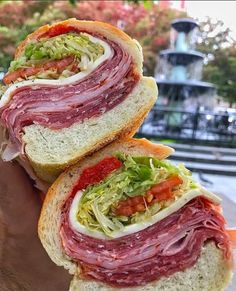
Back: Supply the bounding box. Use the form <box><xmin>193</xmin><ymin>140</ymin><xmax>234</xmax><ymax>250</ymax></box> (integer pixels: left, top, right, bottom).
<box><xmin>0</xmin><ymin>19</ymin><xmax>156</xmax><ymax>189</ymax></box>
<box><xmin>0</xmin><ymin>19</ymin><xmax>233</xmax><ymax>290</ymax></box>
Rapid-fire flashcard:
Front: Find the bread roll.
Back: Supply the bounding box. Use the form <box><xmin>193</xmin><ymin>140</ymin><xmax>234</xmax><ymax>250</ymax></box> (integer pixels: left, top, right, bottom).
<box><xmin>38</xmin><ymin>138</ymin><xmax>232</xmax><ymax>290</ymax></box>
<box><xmin>0</xmin><ymin>19</ymin><xmax>157</xmax><ymax>186</ymax></box>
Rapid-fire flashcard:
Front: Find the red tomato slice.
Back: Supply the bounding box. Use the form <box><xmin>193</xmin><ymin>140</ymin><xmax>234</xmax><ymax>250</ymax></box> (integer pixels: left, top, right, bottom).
<box><xmin>71</xmin><ymin>156</ymin><xmax>123</xmax><ymax>197</ymax></box>
<box><xmin>115</xmin><ymin>205</ymin><xmax>134</xmax><ymax>216</ymax></box>
<box><xmin>227</xmin><ymin>228</ymin><xmax>236</xmax><ymax>248</ymax></box>
<box><xmin>151</xmin><ymin>189</ymin><xmax>173</xmax><ymax>204</ymax></box>
<box><xmin>149</xmin><ymin>175</ymin><xmax>183</xmax><ymax>195</ymax></box>
<box><xmin>115</xmin><ymin>176</ymin><xmax>183</xmax><ymax>217</ymax></box>
<box><xmin>3</xmin><ymin>56</ymin><xmax>75</xmax><ymax>84</ymax></box>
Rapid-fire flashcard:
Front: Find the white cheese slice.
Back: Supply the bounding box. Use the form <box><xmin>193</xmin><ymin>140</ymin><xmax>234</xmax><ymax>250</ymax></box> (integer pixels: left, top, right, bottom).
<box><xmin>0</xmin><ymin>34</ymin><xmax>112</xmax><ymax>108</ymax></box>
<box><xmin>69</xmin><ymin>187</ymin><xmax>221</xmax><ymax>240</ymax></box>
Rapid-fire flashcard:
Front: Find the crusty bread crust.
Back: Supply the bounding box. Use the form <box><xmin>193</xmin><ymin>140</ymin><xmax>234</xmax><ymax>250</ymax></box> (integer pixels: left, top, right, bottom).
<box><xmin>8</xmin><ymin>19</ymin><xmax>154</xmax><ymax>184</ymax></box>
<box><xmin>38</xmin><ymin>138</ymin><xmax>174</xmax><ymax>274</ymax></box>
<box><xmin>38</xmin><ymin>139</ymin><xmax>232</xmax><ymax>290</ymax></box>
<box><xmin>23</xmin><ymin>77</ymin><xmax>157</xmax><ymax>183</ymax></box>
<box><xmin>69</xmin><ymin>242</ymin><xmax>232</xmax><ymax>291</ymax></box>
<box><xmin>14</xmin><ymin>19</ymin><xmax>143</xmax><ymax>73</ymax></box>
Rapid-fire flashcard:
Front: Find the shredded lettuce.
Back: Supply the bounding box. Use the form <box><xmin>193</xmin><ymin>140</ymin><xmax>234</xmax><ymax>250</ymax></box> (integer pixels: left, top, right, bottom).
<box><xmin>76</xmin><ymin>154</ymin><xmax>197</xmax><ymax>237</ymax></box>
<box><xmin>9</xmin><ymin>33</ymin><xmax>104</xmax><ymax>73</ymax></box>
<box><xmin>0</xmin><ymin>83</ymin><xmax>7</xmax><ymax>97</ymax></box>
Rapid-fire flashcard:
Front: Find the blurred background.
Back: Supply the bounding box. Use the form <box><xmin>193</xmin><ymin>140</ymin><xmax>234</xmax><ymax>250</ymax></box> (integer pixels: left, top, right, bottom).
<box><xmin>0</xmin><ymin>0</ymin><xmax>235</xmax><ymax>208</ymax></box>
<box><xmin>0</xmin><ymin>1</ymin><xmax>235</xmax><ymax>289</ymax></box>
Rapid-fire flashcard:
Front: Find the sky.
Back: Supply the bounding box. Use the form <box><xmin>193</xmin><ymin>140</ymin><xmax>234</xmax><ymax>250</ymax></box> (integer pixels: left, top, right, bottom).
<box><xmin>185</xmin><ymin>1</ymin><xmax>236</xmax><ymax>40</ymax></box>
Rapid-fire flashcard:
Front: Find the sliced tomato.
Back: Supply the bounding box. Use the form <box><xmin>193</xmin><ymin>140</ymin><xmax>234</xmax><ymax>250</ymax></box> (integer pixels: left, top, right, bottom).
<box><xmin>43</xmin><ymin>56</ymin><xmax>75</xmax><ymax>72</ymax></box>
<box><xmin>151</xmin><ymin>189</ymin><xmax>173</xmax><ymax>204</ymax></box>
<box><xmin>126</xmin><ymin>196</ymin><xmax>144</xmax><ymax>206</ymax></box>
<box><xmin>210</xmin><ymin>203</ymin><xmax>222</xmax><ymax>214</ymax></box>
<box><xmin>3</xmin><ymin>67</ymin><xmax>40</xmax><ymax>84</ymax></box>
<box><xmin>226</xmin><ymin>228</ymin><xmax>236</xmax><ymax>248</ymax></box>
<box><xmin>46</xmin><ymin>24</ymin><xmax>75</xmax><ymax>38</ymax></box>
<box><xmin>114</xmin><ymin>176</ymin><xmax>183</xmax><ymax>217</ymax></box>
<box><xmin>3</xmin><ymin>56</ymin><xmax>75</xmax><ymax>84</ymax></box>
<box><xmin>115</xmin><ymin>205</ymin><xmax>135</xmax><ymax>216</ymax></box>
<box><xmin>115</xmin><ymin>196</ymin><xmax>145</xmax><ymax>216</ymax></box>
<box><xmin>149</xmin><ymin>175</ymin><xmax>183</xmax><ymax>195</ymax></box>
<box><xmin>71</xmin><ymin>157</ymin><xmax>123</xmax><ymax>197</ymax></box>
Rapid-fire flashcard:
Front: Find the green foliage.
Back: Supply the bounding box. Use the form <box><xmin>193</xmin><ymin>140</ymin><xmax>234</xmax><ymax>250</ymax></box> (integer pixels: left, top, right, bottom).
<box><xmin>0</xmin><ymin>1</ymin><xmax>56</xmax><ymax>71</ymax></box>
<box><xmin>126</xmin><ymin>0</ymin><xmax>153</xmax><ymax>9</ymax></box>
<box><xmin>197</xmin><ymin>18</ymin><xmax>236</xmax><ymax>105</ymax></box>
<box><xmin>68</xmin><ymin>0</ymin><xmax>77</xmax><ymax>5</ymax></box>
<box><xmin>0</xmin><ymin>0</ymin><xmax>184</xmax><ymax>75</ymax></box>
<box><xmin>203</xmin><ymin>47</ymin><xmax>236</xmax><ymax>105</ymax></box>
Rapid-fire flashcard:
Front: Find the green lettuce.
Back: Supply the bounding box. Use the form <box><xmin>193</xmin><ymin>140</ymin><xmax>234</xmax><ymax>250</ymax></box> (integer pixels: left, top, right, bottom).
<box><xmin>9</xmin><ymin>33</ymin><xmax>104</xmax><ymax>72</ymax></box>
<box><xmin>76</xmin><ymin>154</ymin><xmax>197</xmax><ymax>237</ymax></box>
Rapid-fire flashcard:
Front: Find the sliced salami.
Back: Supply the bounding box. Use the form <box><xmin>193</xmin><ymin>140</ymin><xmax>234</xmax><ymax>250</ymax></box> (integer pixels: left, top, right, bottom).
<box><xmin>60</xmin><ymin>197</ymin><xmax>231</xmax><ymax>288</ymax></box>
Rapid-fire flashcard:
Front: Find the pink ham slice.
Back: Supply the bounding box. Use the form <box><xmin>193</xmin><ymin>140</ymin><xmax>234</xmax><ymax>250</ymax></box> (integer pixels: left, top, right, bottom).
<box><xmin>0</xmin><ymin>36</ymin><xmax>139</xmax><ymax>154</ymax></box>
<box><xmin>60</xmin><ymin>197</ymin><xmax>232</xmax><ymax>288</ymax></box>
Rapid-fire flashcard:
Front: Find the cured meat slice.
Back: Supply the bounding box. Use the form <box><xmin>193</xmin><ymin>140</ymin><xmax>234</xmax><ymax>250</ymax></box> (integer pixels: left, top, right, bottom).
<box><xmin>1</xmin><ymin>36</ymin><xmax>139</xmax><ymax>151</ymax></box>
<box><xmin>60</xmin><ymin>197</ymin><xmax>231</xmax><ymax>288</ymax></box>
<box><xmin>3</xmin><ymin>56</ymin><xmax>76</xmax><ymax>84</ymax></box>
<box><xmin>0</xmin><ymin>20</ymin><xmax>158</xmax><ymax>188</ymax></box>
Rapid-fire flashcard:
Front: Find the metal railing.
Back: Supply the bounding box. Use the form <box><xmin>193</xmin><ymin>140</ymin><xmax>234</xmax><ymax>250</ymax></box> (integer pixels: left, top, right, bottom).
<box><xmin>138</xmin><ymin>108</ymin><xmax>236</xmax><ymax>146</ymax></box>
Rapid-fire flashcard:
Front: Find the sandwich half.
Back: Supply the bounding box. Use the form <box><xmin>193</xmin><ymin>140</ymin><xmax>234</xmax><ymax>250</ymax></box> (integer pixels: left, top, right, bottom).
<box><xmin>38</xmin><ymin>138</ymin><xmax>233</xmax><ymax>291</ymax></box>
<box><xmin>0</xmin><ymin>19</ymin><xmax>157</xmax><ymax>187</ymax></box>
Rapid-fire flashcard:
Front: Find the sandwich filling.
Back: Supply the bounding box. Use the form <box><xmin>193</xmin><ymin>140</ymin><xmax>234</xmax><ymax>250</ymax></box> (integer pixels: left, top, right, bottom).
<box><xmin>60</xmin><ymin>154</ymin><xmax>232</xmax><ymax>287</ymax></box>
<box><xmin>5</xmin><ymin>33</ymin><xmax>105</xmax><ymax>82</ymax></box>
<box><xmin>69</xmin><ymin>154</ymin><xmax>219</xmax><ymax>239</ymax></box>
<box><xmin>4</xmin><ymin>33</ymin><xmax>105</xmax><ymax>84</ymax></box>
<box><xmin>0</xmin><ymin>24</ymin><xmax>140</xmax><ymax>162</ymax></box>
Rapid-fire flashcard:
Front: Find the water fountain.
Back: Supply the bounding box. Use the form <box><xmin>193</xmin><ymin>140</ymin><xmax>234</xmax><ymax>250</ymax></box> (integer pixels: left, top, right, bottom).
<box><xmin>155</xmin><ymin>18</ymin><xmax>216</xmax><ymax>110</ymax></box>
<box><xmin>138</xmin><ymin>18</ymin><xmax>235</xmax><ymax>145</ymax></box>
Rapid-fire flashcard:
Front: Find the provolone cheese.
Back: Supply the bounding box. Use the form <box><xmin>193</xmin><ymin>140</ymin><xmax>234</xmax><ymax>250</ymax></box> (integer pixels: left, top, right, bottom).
<box><xmin>69</xmin><ymin>187</ymin><xmax>221</xmax><ymax>240</ymax></box>
<box><xmin>0</xmin><ymin>34</ymin><xmax>112</xmax><ymax>108</ymax></box>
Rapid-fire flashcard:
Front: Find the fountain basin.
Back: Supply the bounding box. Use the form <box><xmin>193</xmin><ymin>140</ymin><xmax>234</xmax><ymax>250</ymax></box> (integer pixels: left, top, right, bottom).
<box><xmin>160</xmin><ymin>50</ymin><xmax>204</xmax><ymax>66</ymax></box>
<box><xmin>156</xmin><ymin>79</ymin><xmax>215</xmax><ymax>98</ymax></box>
<box><xmin>171</xmin><ymin>18</ymin><xmax>199</xmax><ymax>33</ymax></box>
